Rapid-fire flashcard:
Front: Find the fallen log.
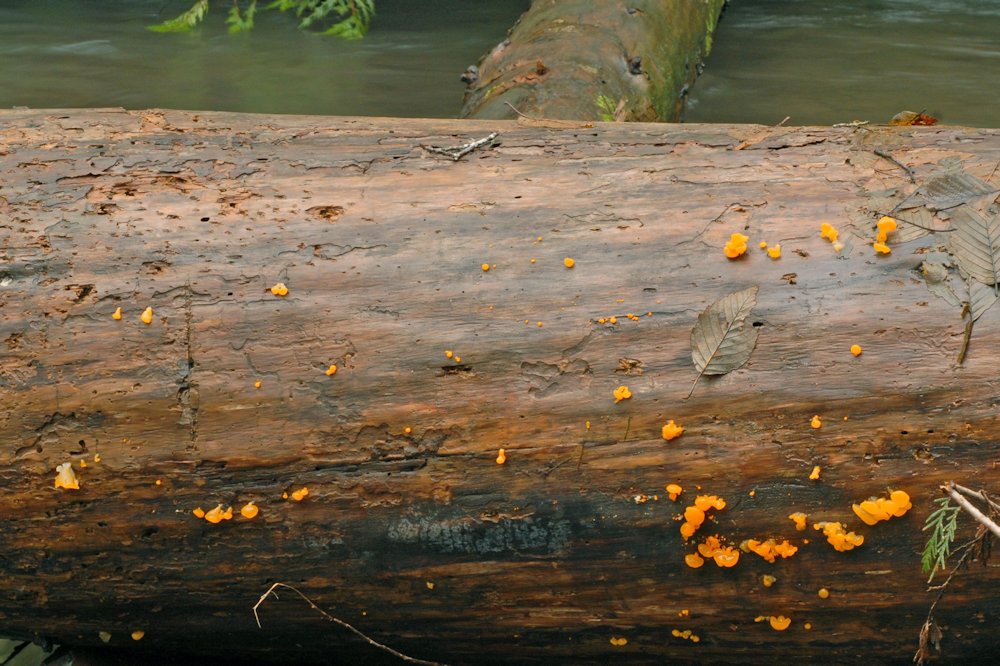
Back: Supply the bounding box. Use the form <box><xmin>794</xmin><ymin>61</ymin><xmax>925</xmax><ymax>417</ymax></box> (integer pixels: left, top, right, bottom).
<box><xmin>460</xmin><ymin>0</ymin><xmax>726</xmax><ymax>122</ymax></box>
<box><xmin>2</xmin><ymin>108</ymin><xmax>1000</xmax><ymax>664</ymax></box>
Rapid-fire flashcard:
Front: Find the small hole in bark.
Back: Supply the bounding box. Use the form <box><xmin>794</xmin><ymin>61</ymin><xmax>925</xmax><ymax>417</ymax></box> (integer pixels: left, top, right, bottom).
<box><xmin>201</xmin><ymin>217</ymin><xmax>210</xmax><ymax>222</ymax></box>
<box><xmin>752</xmin><ymin>321</ymin><xmax>763</xmax><ymax>327</ymax></box>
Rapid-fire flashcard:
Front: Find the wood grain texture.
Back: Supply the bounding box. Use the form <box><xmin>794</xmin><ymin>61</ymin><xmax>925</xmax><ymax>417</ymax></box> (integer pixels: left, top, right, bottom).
<box><xmin>2</xmin><ymin>109</ymin><xmax>1000</xmax><ymax>664</ymax></box>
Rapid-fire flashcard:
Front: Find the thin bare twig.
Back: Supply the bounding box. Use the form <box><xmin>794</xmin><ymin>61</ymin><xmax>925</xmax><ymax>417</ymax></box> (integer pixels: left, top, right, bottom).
<box><xmin>952</xmin><ymin>483</ymin><xmax>1000</xmax><ymax>514</ymax></box>
<box><xmin>874</xmin><ymin>148</ymin><xmax>917</xmax><ymax>183</ymax></box>
<box><xmin>421</xmin><ymin>132</ymin><xmax>498</xmax><ymax>162</ymax></box>
<box><xmin>253</xmin><ymin>582</ymin><xmax>448</xmax><ymax>666</ymax></box>
<box><xmin>943</xmin><ymin>482</ymin><xmax>1000</xmax><ymax>539</ymax></box>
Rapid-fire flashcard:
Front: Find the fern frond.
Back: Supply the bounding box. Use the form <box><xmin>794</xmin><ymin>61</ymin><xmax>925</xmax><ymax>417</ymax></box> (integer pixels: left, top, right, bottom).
<box><xmin>148</xmin><ymin>0</ymin><xmax>211</xmax><ymax>33</ymax></box>
<box><xmin>922</xmin><ymin>497</ymin><xmax>961</xmax><ymax>582</ymax></box>
<box><xmin>227</xmin><ymin>0</ymin><xmax>258</xmax><ymax>33</ymax></box>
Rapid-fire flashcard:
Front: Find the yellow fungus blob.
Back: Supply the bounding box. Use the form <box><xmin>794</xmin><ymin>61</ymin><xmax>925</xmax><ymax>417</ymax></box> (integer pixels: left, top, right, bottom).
<box><xmin>723</xmin><ymin>232</ymin><xmax>750</xmax><ymax>259</ymax></box>
<box><xmin>666</xmin><ymin>483</ymin><xmax>683</xmax><ymax>501</ymax></box>
<box><xmin>325</xmin><ymin>364</ymin><xmax>338</xmax><ymax>376</ymax></box>
<box><xmin>445</xmin><ymin>350</ymin><xmax>453</xmax><ymax>359</ymax></box>
<box><xmin>804</xmin><ymin>623</ymin><xmax>812</xmax><ymax>630</ymax></box>
<box><xmin>585</xmin><ymin>420</ymin><xmax>591</xmax><ymax>430</ymax></box>
<box><xmin>809</xmin><ymin>465</ymin><xmax>821</xmax><ymax>480</ymax></box>
<box><xmin>684</xmin><ymin>506</ymin><xmax>706</xmax><ymax>526</ymax></box>
<box><xmin>131</xmin><ymin>631</ymin><xmax>145</xmax><ymax>641</ymax></box>
<box><xmin>873</xmin><ymin>241</ymin><xmax>891</xmax><ymax>254</ymax></box>
<box><xmin>426</xmin><ymin>581</ymin><xmax>435</xmax><ymax>590</ymax></box>
<box><xmin>661</xmin><ymin>420</ymin><xmax>684</xmax><ymax>441</ymax></box>
<box><xmin>820</xmin><ymin>223</ymin><xmax>839</xmax><ymax>242</ymax></box>
<box><xmin>112</xmin><ymin>307</ymin><xmax>122</xmax><ymax>320</ymax></box>
<box><xmin>680</xmin><ymin>522</ymin><xmax>697</xmax><ymax>539</ymax></box>
<box><xmin>496</xmin><ymin>448</ymin><xmax>506</xmax><ymax>465</ymax></box>
<box><xmin>678</xmin><ymin>609</ymin><xmax>689</xmax><ymax>618</ymax></box>
<box><xmin>537</xmin><ymin>321</ymin><xmax>543</xmax><ymax>327</ymax></box>
<box><xmin>877</xmin><ymin>216</ymin><xmax>898</xmax><ymax>236</ymax></box>
<box><xmin>746</xmin><ymin>538</ymin><xmax>798</xmax><ymax>563</ymax></box>
<box><xmin>684</xmin><ymin>552</ymin><xmax>705</xmax><ymax>569</ymax></box>
<box><xmin>613</xmin><ymin>385</ymin><xmax>632</xmax><ymax>403</ymax></box>
<box><xmin>481</xmin><ymin>263</ymin><xmax>490</xmax><ymax>272</ymax></box>
<box><xmin>454</xmin><ymin>356</ymin><xmax>461</xmax><ymax>363</ymax></box>
<box><xmin>814</xmin><ymin>521</ymin><xmax>864</xmax><ymax>551</ymax></box>
<box><xmin>850</xmin><ymin>344</ymin><xmax>862</xmax><ymax>356</ymax></box>
<box><xmin>769</xmin><ymin>615</ymin><xmax>792</xmax><ymax>631</ymax></box>
<box><xmin>597</xmin><ymin>318</ymin><xmax>606</xmax><ymax>324</ymax></box>
<box><xmin>609</xmin><ymin>316</ymin><xmax>618</xmax><ymax>324</ymax></box>
<box><xmin>818</xmin><ymin>588</ymin><xmax>830</xmax><ymax>599</ymax></box>
<box><xmin>852</xmin><ymin>488</ymin><xmax>912</xmax><ymax>525</ymax></box>
<box><xmin>609</xmin><ymin>637</ymin><xmax>628</xmax><ymax>646</ymax></box>
<box><xmin>694</xmin><ymin>494</ymin><xmax>726</xmax><ymax>511</ymax></box>
<box><xmin>80</xmin><ymin>459</ymin><xmax>87</xmax><ymax>468</ymax></box>
<box><xmin>788</xmin><ymin>512</ymin><xmax>808</xmax><ymax>531</ymax></box>
<box><xmin>291</xmin><ymin>487</ymin><xmax>309</xmax><ymax>502</ymax></box>
<box><xmin>270</xmin><ymin>282</ymin><xmax>289</xmax><ymax>296</ymax></box>
<box><xmin>404</xmin><ymin>426</ymin><xmax>412</xmax><ymax>434</ymax></box>
<box><xmin>54</xmin><ymin>462</ymin><xmax>80</xmax><ymax>490</ymax></box>
<box><xmin>254</xmin><ymin>379</ymin><xmax>262</xmax><ymax>389</ymax></box>
<box><xmin>241</xmin><ymin>502</ymin><xmax>259</xmax><ymax>519</ymax></box>
<box><xmin>530</xmin><ymin>258</ymin><xmax>536</xmax><ymax>264</ymax></box>
<box><xmin>204</xmin><ymin>504</ymin><xmax>233</xmax><ymax>524</ymax></box>
<box><xmin>140</xmin><ymin>307</ymin><xmax>153</xmax><ymax>325</ymax></box>
<box><xmin>192</xmin><ymin>507</ymin><xmax>205</xmax><ymax>518</ymax></box>
<box><xmin>564</xmin><ymin>257</ymin><xmax>575</xmax><ymax>268</ymax></box>
<box><xmin>767</xmin><ymin>244</ymin><xmax>781</xmax><ymax>259</ymax></box>
<box><xmin>810</xmin><ymin>415</ymin><xmax>822</xmax><ymax>429</ymax></box>
<box><xmin>759</xmin><ymin>241</ymin><xmax>768</xmax><ymax>249</ymax></box>
<box><xmin>762</xmin><ymin>574</ymin><xmax>777</xmax><ymax>588</ymax></box>
<box><xmin>155</xmin><ymin>479</ymin><xmax>162</xmax><ymax>486</ymax></box>
<box><xmin>94</xmin><ymin>453</ymin><xmax>101</xmax><ymax>463</ymax></box>
<box><xmin>749</xmin><ymin>489</ymin><xmax>756</xmax><ymax>497</ymax></box>
<box><xmin>713</xmin><ymin>547</ymin><xmax>740</xmax><ymax>568</ymax></box>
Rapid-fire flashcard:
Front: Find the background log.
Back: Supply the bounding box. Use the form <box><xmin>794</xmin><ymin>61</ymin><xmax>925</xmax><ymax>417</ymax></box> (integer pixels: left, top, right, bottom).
<box><xmin>460</xmin><ymin>0</ymin><xmax>727</xmax><ymax>122</ymax></box>
<box><xmin>2</xmin><ymin>108</ymin><xmax>1000</xmax><ymax>664</ymax></box>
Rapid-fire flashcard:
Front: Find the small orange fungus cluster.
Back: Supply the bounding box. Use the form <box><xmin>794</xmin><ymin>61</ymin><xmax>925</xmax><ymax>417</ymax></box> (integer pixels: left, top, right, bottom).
<box><xmin>661</xmin><ymin>420</ymin><xmax>684</xmax><ymax>441</ymax></box>
<box><xmin>254</xmin><ymin>379</ymin><xmax>262</xmax><ymax>389</ymax></box>
<box><xmin>240</xmin><ymin>502</ymin><xmax>259</xmax><ymax>519</ymax></box>
<box><xmin>814</xmin><ymin>521</ymin><xmax>864</xmax><ymax>551</ymax></box>
<box><xmin>873</xmin><ymin>216</ymin><xmax>897</xmax><ymax>254</ymax></box>
<box><xmin>762</xmin><ymin>574</ymin><xmax>777</xmax><ymax>588</ymax></box>
<box><xmin>496</xmin><ymin>448</ymin><xmax>506</xmax><ymax>465</ymax></box>
<box><xmin>609</xmin><ymin>637</ymin><xmax>628</xmax><ymax>647</ymax></box>
<box><xmin>666</xmin><ymin>483</ymin><xmax>683</xmax><ymax>501</ymax></box>
<box><xmin>695</xmin><ymin>535</ymin><xmax>741</xmax><ymax>568</ymax></box>
<box><xmin>820</xmin><ymin>223</ymin><xmax>839</xmax><ymax>242</ymax></box>
<box><xmin>671</xmin><ymin>629</ymin><xmax>700</xmax><ymax>643</ymax></box>
<box><xmin>204</xmin><ymin>504</ymin><xmax>234</xmax><ymax>523</ymax></box>
<box><xmin>54</xmin><ymin>462</ymin><xmax>80</xmax><ymax>490</ymax></box>
<box><xmin>325</xmin><ymin>364</ymin><xmax>338</xmax><ymax>376</ymax></box>
<box><xmin>818</xmin><ymin>588</ymin><xmax>830</xmax><ymax>599</ymax></box>
<box><xmin>192</xmin><ymin>507</ymin><xmax>206</xmax><ymax>518</ymax></box>
<box><xmin>852</xmin><ymin>489</ymin><xmax>911</xmax><ymax>525</ymax></box>
<box><xmin>481</xmin><ymin>263</ymin><xmax>490</xmax><ymax>272</ymax></box>
<box><xmin>131</xmin><ymin>631</ymin><xmax>145</xmax><ymax>641</ymax></box>
<box><xmin>680</xmin><ymin>495</ymin><xmax>726</xmax><ymax>540</ymax></box>
<box><xmin>724</xmin><ymin>232</ymin><xmax>750</xmax><ymax>259</ymax></box>
<box><xmin>809</xmin><ymin>466</ymin><xmax>821</xmax><ymax>481</ymax></box>
<box><xmin>613</xmin><ymin>385</ymin><xmax>632</xmax><ymax>403</ymax></box>
<box><xmin>291</xmin><ymin>487</ymin><xmax>309</xmax><ymax>501</ymax></box>
<box><xmin>759</xmin><ymin>241</ymin><xmax>768</xmax><ymax>250</ymax></box>
<box><xmin>563</xmin><ymin>257</ymin><xmax>575</xmax><ymax>268</ymax></box>
<box><xmin>270</xmin><ymin>282</ymin><xmax>289</xmax><ymax>296</ymax></box>
<box><xmin>112</xmin><ymin>306</ymin><xmax>122</xmax><ymax>320</ymax></box>
<box><xmin>810</xmin><ymin>415</ymin><xmax>822</xmax><ymax>429</ymax></box>
<box><xmin>767</xmin><ymin>615</ymin><xmax>792</xmax><ymax>631</ymax></box>
<box><xmin>745</xmin><ymin>539</ymin><xmax>798</xmax><ymax>563</ymax></box>
<box><xmin>851</xmin><ymin>344</ymin><xmax>863</xmax><ymax>357</ymax></box>
<box><xmin>788</xmin><ymin>512</ymin><xmax>808</xmax><ymax>531</ymax></box>
<box><xmin>140</xmin><ymin>307</ymin><xmax>154</xmax><ymax>325</ymax></box>
<box><xmin>767</xmin><ymin>244</ymin><xmax>781</xmax><ymax>259</ymax></box>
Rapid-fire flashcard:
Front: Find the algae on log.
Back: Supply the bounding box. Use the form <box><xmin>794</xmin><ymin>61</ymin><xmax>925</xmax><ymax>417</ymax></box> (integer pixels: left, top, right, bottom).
<box><xmin>460</xmin><ymin>0</ymin><xmax>727</xmax><ymax>122</ymax></box>
<box><xmin>2</xmin><ymin>108</ymin><xmax>1000</xmax><ymax>664</ymax></box>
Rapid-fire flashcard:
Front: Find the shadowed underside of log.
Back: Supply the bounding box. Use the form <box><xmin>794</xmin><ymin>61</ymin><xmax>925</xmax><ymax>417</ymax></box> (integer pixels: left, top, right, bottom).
<box><xmin>2</xmin><ymin>109</ymin><xmax>1000</xmax><ymax>664</ymax></box>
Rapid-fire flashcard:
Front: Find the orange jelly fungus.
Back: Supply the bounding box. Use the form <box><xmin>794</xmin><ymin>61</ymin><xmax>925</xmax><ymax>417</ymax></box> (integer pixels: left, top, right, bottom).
<box><xmin>270</xmin><ymin>282</ymin><xmax>289</xmax><ymax>296</ymax></box>
<box><xmin>131</xmin><ymin>631</ymin><xmax>145</xmax><ymax>641</ymax></box>
<box><xmin>609</xmin><ymin>637</ymin><xmax>628</xmax><ymax>647</ymax></box>
<box><xmin>814</xmin><ymin>521</ymin><xmax>864</xmax><ymax>551</ymax></box>
<box><xmin>769</xmin><ymin>615</ymin><xmax>792</xmax><ymax>631</ymax></box>
<box><xmin>404</xmin><ymin>426</ymin><xmax>412</xmax><ymax>434</ymax></box>
<box><xmin>873</xmin><ymin>241</ymin><xmax>891</xmax><ymax>254</ymax></box>
<box><xmin>426</xmin><ymin>581</ymin><xmax>435</xmax><ymax>590</ymax></box>
<box><xmin>767</xmin><ymin>244</ymin><xmax>782</xmax><ymax>259</ymax></box>
<box><xmin>820</xmin><ymin>223</ymin><xmax>839</xmax><ymax>242</ymax></box>
<box><xmin>609</xmin><ymin>316</ymin><xmax>618</xmax><ymax>324</ymax></box>
<box><xmin>254</xmin><ymin>379</ymin><xmax>262</xmax><ymax>389</ymax></box>
<box><xmin>241</xmin><ymin>502</ymin><xmax>259</xmax><ymax>519</ymax></box>
<box><xmin>685</xmin><ymin>553</ymin><xmax>705</xmax><ymax>569</ymax></box>
<box><xmin>204</xmin><ymin>504</ymin><xmax>234</xmax><ymax>524</ymax></box>
<box><xmin>810</xmin><ymin>415</ymin><xmax>822</xmax><ymax>429</ymax></box>
<box><xmin>724</xmin><ymin>232</ymin><xmax>750</xmax><ymax>259</ymax></box>
<box><xmin>54</xmin><ymin>462</ymin><xmax>80</xmax><ymax>490</ymax></box>
<box><xmin>746</xmin><ymin>539</ymin><xmax>798</xmax><ymax>563</ymax></box>
<box><xmin>876</xmin><ymin>216</ymin><xmax>898</xmax><ymax>238</ymax></box>
<box><xmin>481</xmin><ymin>263</ymin><xmax>490</xmax><ymax>272</ymax></box>
<box><xmin>809</xmin><ymin>466</ymin><xmax>822</xmax><ymax>481</ymax></box>
<box><xmin>444</xmin><ymin>350</ymin><xmax>453</xmax><ymax>359</ymax></box>
<box><xmin>661</xmin><ymin>420</ymin><xmax>684</xmax><ymax>441</ymax></box>
<box><xmin>496</xmin><ymin>448</ymin><xmax>507</xmax><ymax>465</ymax></box>
<box><xmin>666</xmin><ymin>483</ymin><xmax>683</xmax><ymax>501</ymax></box>
<box><xmin>112</xmin><ymin>307</ymin><xmax>122</xmax><ymax>320</ymax></box>
<box><xmin>851</xmin><ymin>344</ymin><xmax>863</xmax><ymax>357</ymax></box>
<box><xmin>694</xmin><ymin>495</ymin><xmax>726</xmax><ymax>512</ymax></box>
<box><xmin>192</xmin><ymin>507</ymin><xmax>206</xmax><ymax>518</ymax></box>
<box><xmin>325</xmin><ymin>364</ymin><xmax>338</xmax><ymax>376</ymax></box>
<box><xmin>852</xmin><ymin>489</ymin><xmax>912</xmax><ymax>525</ymax></box>
<box><xmin>613</xmin><ymin>385</ymin><xmax>632</xmax><ymax>403</ymax></box>
<box><xmin>155</xmin><ymin>479</ymin><xmax>162</xmax><ymax>486</ymax></box>
<box><xmin>291</xmin><ymin>487</ymin><xmax>309</xmax><ymax>502</ymax></box>
<box><xmin>713</xmin><ymin>547</ymin><xmax>741</xmax><ymax>568</ymax></box>
<box><xmin>789</xmin><ymin>512</ymin><xmax>808</xmax><ymax>531</ymax></box>
<box><xmin>759</xmin><ymin>241</ymin><xmax>768</xmax><ymax>250</ymax></box>
<box><xmin>818</xmin><ymin>588</ymin><xmax>830</xmax><ymax>599</ymax></box>
<box><xmin>564</xmin><ymin>257</ymin><xmax>575</xmax><ymax>268</ymax></box>
<box><xmin>140</xmin><ymin>307</ymin><xmax>154</xmax><ymax>325</ymax></box>
<box><xmin>762</xmin><ymin>574</ymin><xmax>777</xmax><ymax>588</ymax></box>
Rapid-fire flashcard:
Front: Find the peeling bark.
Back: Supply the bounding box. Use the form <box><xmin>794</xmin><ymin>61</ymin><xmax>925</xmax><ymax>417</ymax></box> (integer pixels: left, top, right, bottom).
<box><xmin>2</xmin><ymin>109</ymin><xmax>1000</xmax><ymax>663</ymax></box>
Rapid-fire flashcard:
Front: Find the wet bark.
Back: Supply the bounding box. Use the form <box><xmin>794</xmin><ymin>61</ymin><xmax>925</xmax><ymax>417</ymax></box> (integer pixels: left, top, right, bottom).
<box><xmin>460</xmin><ymin>0</ymin><xmax>727</xmax><ymax>122</ymax></box>
<box><xmin>2</xmin><ymin>108</ymin><xmax>1000</xmax><ymax>664</ymax></box>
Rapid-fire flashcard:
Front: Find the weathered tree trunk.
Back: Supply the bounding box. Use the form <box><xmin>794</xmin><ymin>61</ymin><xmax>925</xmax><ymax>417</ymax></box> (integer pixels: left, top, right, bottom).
<box><xmin>460</xmin><ymin>0</ymin><xmax>727</xmax><ymax>122</ymax></box>
<box><xmin>2</xmin><ymin>108</ymin><xmax>1000</xmax><ymax>664</ymax></box>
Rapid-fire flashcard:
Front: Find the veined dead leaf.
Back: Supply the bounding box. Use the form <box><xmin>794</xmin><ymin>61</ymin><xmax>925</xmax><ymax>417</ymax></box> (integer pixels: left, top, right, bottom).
<box><xmin>687</xmin><ymin>285</ymin><xmax>760</xmax><ymax>398</ymax></box>
<box><xmin>948</xmin><ymin>207</ymin><xmax>1000</xmax><ymax>289</ymax></box>
<box><xmin>915</xmin><ymin>159</ymin><xmax>997</xmax><ymax>210</ymax></box>
<box><xmin>889</xmin><ymin>110</ymin><xmax>938</xmax><ymax>126</ymax></box>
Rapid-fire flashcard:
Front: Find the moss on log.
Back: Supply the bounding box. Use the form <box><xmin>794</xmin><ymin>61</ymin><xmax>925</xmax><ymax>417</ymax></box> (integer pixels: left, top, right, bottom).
<box><xmin>2</xmin><ymin>108</ymin><xmax>1000</xmax><ymax>664</ymax></box>
<box><xmin>460</xmin><ymin>0</ymin><xmax>727</xmax><ymax>122</ymax></box>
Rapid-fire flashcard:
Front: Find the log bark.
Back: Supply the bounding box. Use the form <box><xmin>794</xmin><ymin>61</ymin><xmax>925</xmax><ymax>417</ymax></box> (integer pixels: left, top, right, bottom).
<box><xmin>460</xmin><ymin>0</ymin><xmax>726</xmax><ymax>122</ymax></box>
<box><xmin>2</xmin><ymin>108</ymin><xmax>1000</xmax><ymax>664</ymax></box>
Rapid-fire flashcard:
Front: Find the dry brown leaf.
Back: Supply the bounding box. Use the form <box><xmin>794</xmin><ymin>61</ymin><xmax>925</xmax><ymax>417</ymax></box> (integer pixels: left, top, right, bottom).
<box><xmin>948</xmin><ymin>207</ymin><xmax>1000</xmax><ymax>288</ymax></box>
<box><xmin>687</xmin><ymin>285</ymin><xmax>760</xmax><ymax>398</ymax></box>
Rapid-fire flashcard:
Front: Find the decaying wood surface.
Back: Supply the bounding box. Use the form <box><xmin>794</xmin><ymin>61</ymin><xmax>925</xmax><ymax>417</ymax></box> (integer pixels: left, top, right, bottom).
<box><xmin>460</xmin><ymin>0</ymin><xmax>726</xmax><ymax>122</ymax></box>
<box><xmin>2</xmin><ymin>108</ymin><xmax>1000</xmax><ymax>664</ymax></box>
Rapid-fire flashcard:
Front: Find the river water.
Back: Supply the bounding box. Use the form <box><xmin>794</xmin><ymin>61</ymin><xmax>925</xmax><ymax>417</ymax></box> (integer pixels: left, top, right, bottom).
<box><xmin>685</xmin><ymin>0</ymin><xmax>1000</xmax><ymax>127</ymax></box>
<box><xmin>0</xmin><ymin>0</ymin><xmax>528</xmax><ymax>117</ymax></box>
